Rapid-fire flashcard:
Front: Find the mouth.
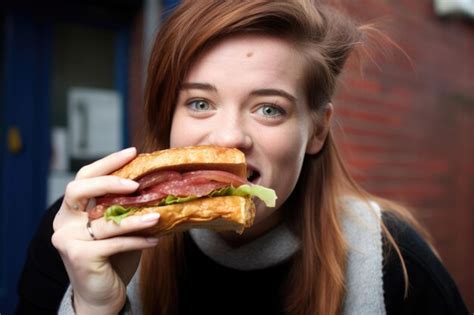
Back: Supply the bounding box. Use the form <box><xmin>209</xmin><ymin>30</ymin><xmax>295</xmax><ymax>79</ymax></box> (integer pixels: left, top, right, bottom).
<box><xmin>246</xmin><ymin>166</ymin><xmax>261</xmax><ymax>184</ymax></box>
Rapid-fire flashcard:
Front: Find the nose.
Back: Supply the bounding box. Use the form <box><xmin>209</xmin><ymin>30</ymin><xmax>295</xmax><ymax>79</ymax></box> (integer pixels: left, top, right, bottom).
<box><xmin>207</xmin><ymin>118</ymin><xmax>253</xmax><ymax>151</ymax></box>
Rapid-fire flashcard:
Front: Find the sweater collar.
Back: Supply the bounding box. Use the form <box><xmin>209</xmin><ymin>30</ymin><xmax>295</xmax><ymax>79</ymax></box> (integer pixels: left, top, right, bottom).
<box><xmin>189</xmin><ymin>223</ymin><xmax>300</xmax><ymax>271</ymax></box>
<box><xmin>188</xmin><ymin>198</ymin><xmax>386</xmax><ymax>314</ymax></box>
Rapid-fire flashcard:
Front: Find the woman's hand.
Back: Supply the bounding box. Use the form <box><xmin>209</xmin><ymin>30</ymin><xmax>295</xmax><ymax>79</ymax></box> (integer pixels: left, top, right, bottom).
<box><xmin>52</xmin><ymin>147</ymin><xmax>160</xmax><ymax>315</ymax></box>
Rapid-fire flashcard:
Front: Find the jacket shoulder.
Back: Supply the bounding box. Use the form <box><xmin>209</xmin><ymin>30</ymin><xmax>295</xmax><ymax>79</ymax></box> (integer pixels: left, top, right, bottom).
<box><xmin>381</xmin><ymin>212</ymin><xmax>469</xmax><ymax>315</ymax></box>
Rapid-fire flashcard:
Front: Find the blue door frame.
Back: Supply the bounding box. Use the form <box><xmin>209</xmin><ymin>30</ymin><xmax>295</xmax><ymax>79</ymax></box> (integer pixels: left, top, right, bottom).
<box><xmin>0</xmin><ymin>10</ymin><xmax>131</xmax><ymax>315</ymax></box>
<box><xmin>0</xmin><ymin>13</ymin><xmax>51</xmax><ymax>315</ymax></box>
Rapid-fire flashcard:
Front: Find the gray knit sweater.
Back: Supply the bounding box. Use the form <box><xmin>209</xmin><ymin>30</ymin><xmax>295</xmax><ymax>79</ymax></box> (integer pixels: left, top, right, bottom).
<box><xmin>59</xmin><ymin>198</ymin><xmax>385</xmax><ymax>315</ymax></box>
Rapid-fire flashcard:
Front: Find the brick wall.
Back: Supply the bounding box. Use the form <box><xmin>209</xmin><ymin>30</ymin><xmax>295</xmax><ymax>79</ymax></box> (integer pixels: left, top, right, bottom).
<box><xmin>334</xmin><ymin>0</ymin><xmax>474</xmax><ymax>310</ymax></box>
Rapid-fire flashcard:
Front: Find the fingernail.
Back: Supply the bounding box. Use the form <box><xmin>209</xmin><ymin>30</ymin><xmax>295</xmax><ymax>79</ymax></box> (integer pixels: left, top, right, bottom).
<box><xmin>119</xmin><ymin>147</ymin><xmax>136</xmax><ymax>155</ymax></box>
<box><xmin>120</xmin><ymin>179</ymin><xmax>139</xmax><ymax>187</ymax></box>
<box><xmin>140</xmin><ymin>213</ymin><xmax>160</xmax><ymax>222</ymax></box>
<box><xmin>147</xmin><ymin>237</ymin><xmax>159</xmax><ymax>244</ymax></box>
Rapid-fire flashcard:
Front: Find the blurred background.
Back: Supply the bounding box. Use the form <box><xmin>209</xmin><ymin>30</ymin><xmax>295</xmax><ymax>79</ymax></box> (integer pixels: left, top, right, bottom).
<box><xmin>0</xmin><ymin>0</ymin><xmax>472</xmax><ymax>314</ymax></box>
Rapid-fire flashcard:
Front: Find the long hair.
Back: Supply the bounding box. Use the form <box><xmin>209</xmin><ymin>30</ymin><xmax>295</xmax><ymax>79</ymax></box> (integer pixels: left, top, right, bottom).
<box><xmin>140</xmin><ymin>1</ymin><xmax>431</xmax><ymax>314</ymax></box>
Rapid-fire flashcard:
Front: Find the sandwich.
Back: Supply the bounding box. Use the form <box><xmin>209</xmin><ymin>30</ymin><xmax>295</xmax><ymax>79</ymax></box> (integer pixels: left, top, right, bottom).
<box><xmin>87</xmin><ymin>145</ymin><xmax>276</xmax><ymax>236</ymax></box>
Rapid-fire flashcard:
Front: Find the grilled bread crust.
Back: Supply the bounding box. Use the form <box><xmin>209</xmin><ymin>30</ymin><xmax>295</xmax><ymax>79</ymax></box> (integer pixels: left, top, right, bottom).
<box><xmin>113</xmin><ymin>145</ymin><xmax>247</xmax><ymax>180</ymax></box>
<box><xmin>129</xmin><ymin>196</ymin><xmax>255</xmax><ymax>236</ymax></box>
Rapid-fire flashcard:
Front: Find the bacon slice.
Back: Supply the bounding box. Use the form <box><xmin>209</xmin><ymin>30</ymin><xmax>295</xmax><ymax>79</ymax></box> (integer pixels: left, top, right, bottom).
<box><xmin>88</xmin><ymin>204</ymin><xmax>107</xmax><ymax>220</ymax></box>
<box><xmin>95</xmin><ymin>192</ymin><xmax>166</xmax><ymax>208</ymax></box>
<box><xmin>182</xmin><ymin>170</ymin><xmax>246</xmax><ymax>187</ymax></box>
<box><xmin>137</xmin><ymin>170</ymin><xmax>181</xmax><ymax>191</ymax></box>
<box><xmin>147</xmin><ymin>179</ymin><xmax>226</xmax><ymax>197</ymax></box>
<box><xmin>89</xmin><ymin>170</ymin><xmax>248</xmax><ymax>219</ymax></box>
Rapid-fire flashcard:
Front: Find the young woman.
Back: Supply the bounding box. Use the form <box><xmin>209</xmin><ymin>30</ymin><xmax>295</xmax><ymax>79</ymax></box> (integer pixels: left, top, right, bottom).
<box><xmin>16</xmin><ymin>1</ymin><xmax>468</xmax><ymax>314</ymax></box>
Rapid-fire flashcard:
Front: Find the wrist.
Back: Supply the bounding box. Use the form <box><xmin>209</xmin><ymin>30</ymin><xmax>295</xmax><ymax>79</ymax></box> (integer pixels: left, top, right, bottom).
<box><xmin>73</xmin><ymin>290</ymin><xmax>125</xmax><ymax>315</ymax></box>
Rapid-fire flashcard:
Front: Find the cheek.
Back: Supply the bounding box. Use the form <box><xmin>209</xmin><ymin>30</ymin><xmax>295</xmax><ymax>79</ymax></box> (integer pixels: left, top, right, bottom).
<box><xmin>169</xmin><ymin>109</ymin><xmax>202</xmax><ymax>148</ymax></box>
<box><xmin>258</xmin><ymin>124</ymin><xmax>308</xmax><ymax>195</ymax></box>
<box><xmin>276</xmin><ymin>143</ymin><xmax>306</xmax><ymax>191</ymax></box>
<box><xmin>260</xmin><ymin>123</ymin><xmax>307</xmax><ymax>168</ymax></box>
<box><xmin>271</xmin><ymin>120</ymin><xmax>310</xmax><ymax>189</ymax></box>
<box><xmin>169</xmin><ymin>117</ymin><xmax>181</xmax><ymax>148</ymax></box>
<box><xmin>252</xmin><ymin>126</ymin><xmax>308</xmax><ymax>224</ymax></box>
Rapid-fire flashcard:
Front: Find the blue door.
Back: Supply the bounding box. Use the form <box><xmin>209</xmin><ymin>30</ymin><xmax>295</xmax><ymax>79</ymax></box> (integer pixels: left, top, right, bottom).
<box><xmin>1</xmin><ymin>13</ymin><xmax>52</xmax><ymax>315</ymax></box>
<box><xmin>0</xmin><ymin>4</ymin><xmax>134</xmax><ymax>313</ymax></box>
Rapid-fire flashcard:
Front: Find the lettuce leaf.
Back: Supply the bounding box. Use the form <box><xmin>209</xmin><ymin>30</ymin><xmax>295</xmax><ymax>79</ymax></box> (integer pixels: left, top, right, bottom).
<box><xmin>104</xmin><ymin>205</ymin><xmax>138</xmax><ymax>224</ymax></box>
<box><xmin>233</xmin><ymin>184</ymin><xmax>277</xmax><ymax>207</ymax></box>
<box><xmin>209</xmin><ymin>184</ymin><xmax>277</xmax><ymax>207</ymax></box>
<box><xmin>160</xmin><ymin>195</ymin><xmax>198</xmax><ymax>205</ymax></box>
<box><xmin>104</xmin><ymin>184</ymin><xmax>277</xmax><ymax>224</ymax></box>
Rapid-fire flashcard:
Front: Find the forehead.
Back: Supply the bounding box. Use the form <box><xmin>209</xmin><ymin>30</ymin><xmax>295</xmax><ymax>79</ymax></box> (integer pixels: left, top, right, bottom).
<box><xmin>186</xmin><ymin>35</ymin><xmax>305</xmax><ymax>92</ymax></box>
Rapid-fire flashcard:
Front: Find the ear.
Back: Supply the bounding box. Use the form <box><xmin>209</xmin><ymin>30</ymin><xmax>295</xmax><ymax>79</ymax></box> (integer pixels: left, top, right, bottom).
<box><xmin>305</xmin><ymin>103</ymin><xmax>333</xmax><ymax>155</ymax></box>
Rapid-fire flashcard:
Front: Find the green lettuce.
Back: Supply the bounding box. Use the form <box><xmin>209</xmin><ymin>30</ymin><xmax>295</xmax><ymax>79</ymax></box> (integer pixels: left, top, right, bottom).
<box><xmin>231</xmin><ymin>184</ymin><xmax>277</xmax><ymax>207</ymax></box>
<box><xmin>104</xmin><ymin>205</ymin><xmax>138</xmax><ymax>224</ymax></box>
<box><xmin>104</xmin><ymin>184</ymin><xmax>277</xmax><ymax>224</ymax></box>
<box><xmin>160</xmin><ymin>195</ymin><xmax>198</xmax><ymax>205</ymax></box>
<box><xmin>209</xmin><ymin>184</ymin><xmax>277</xmax><ymax>207</ymax></box>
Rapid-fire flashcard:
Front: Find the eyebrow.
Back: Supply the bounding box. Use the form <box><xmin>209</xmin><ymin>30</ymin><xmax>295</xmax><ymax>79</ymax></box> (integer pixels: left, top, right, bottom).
<box><xmin>250</xmin><ymin>89</ymin><xmax>297</xmax><ymax>103</ymax></box>
<box><xmin>180</xmin><ymin>82</ymin><xmax>217</xmax><ymax>92</ymax></box>
<box><xmin>181</xmin><ymin>82</ymin><xmax>297</xmax><ymax>103</ymax></box>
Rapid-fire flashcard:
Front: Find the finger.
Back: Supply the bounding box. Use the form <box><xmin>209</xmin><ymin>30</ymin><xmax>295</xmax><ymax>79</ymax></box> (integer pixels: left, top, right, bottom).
<box><xmin>85</xmin><ymin>213</ymin><xmax>160</xmax><ymax>240</ymax></box>
<box><xmin>62</xmin><ymin>197</ymin><xmax>89</xmax><ymax>214</ymax></box>
<box><xmin>64</xmin><ymin>176</ymin><xmax>139</xmax><ymax>212</ymax></box>
<box><xmin>52</xmin><ymin>237</ymin><xmax>155</xmax><ymax>273</ymax></box>
<box><xmin>75</xmin><ymin>147</ymin><xmax>137</xmax><ymax>180</ymax></box>
<box><xmin>85</xmin><ymin>198</ymin><xmax>96</xmax><ymax>212</ymax></box>
<box><xmin>92</xmin><ymin>236</ymin><xmax>159</xmax><ymax>258</ymax></box>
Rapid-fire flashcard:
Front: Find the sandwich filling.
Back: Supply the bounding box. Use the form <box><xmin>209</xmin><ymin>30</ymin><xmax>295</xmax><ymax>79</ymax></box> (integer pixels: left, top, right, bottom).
<box><xmin>89</xmin><ymin>169</ymin><xmax>276</xmax><ymax>223</ymax></box>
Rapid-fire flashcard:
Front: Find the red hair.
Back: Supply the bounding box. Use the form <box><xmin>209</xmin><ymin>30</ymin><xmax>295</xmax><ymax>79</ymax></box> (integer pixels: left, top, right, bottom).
<box><xmin>140</xmin><ymin>1</ymin><xmax>431</xmax><ymax>314</ymax></box>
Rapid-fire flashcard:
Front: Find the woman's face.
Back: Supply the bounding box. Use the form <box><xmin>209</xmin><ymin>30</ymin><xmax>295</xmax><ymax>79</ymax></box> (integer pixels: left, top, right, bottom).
<box><xmin>170</xmin><ymin>35</ymin><xmax>318</xmax><ymax>240</ymax></box>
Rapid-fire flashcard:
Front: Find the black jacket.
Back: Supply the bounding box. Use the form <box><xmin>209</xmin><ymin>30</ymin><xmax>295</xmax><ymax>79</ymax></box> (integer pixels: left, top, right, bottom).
<box><xmin>15</xmin><ymin>197</ymin><xmax>469</xmax><ymax>314</ymax></box>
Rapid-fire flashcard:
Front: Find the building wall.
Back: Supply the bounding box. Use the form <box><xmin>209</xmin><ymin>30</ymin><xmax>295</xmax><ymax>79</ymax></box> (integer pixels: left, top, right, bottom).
<box><xmin>334</xmin><ymin>0</ymin><xmax>474</xmax><ymax>310</ymax></box>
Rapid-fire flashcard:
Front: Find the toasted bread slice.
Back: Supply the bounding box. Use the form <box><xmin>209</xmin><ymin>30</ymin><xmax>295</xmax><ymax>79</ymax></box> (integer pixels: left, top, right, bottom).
<box><xmin>113</xmin><ymin>145</ymin><xmax>247</xmax><ymax>180</ymax></box>
<box><xmin>131</xmin><ymin>196</ymin><xmax>255</xmax><ymax>236</ymax></box>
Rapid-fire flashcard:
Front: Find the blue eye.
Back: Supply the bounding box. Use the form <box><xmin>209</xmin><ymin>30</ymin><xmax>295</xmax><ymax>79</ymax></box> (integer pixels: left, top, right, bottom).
<box><xmin>258</xmin><ymin>104</ymin><xmax>285</xmax><ymax>117</ymax></box>
<box><xmin>188</xmin><ymin>99</ymin><xmax>211</xmax><ymax>111</ymax></box>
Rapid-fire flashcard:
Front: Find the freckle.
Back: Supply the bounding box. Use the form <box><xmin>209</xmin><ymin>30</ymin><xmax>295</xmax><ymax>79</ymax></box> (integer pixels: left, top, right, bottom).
<box><xmin>246</xmin><ymin>52</ymin><xmax>253</xmax><ymax>58</ymax></box>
